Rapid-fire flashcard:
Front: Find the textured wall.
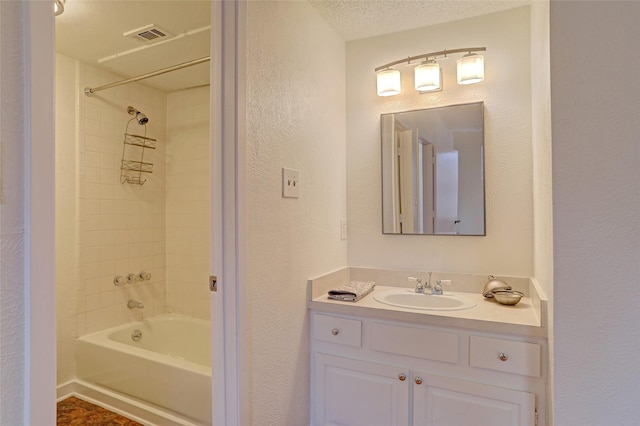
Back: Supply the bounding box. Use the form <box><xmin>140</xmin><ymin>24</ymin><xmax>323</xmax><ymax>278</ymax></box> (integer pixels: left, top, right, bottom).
<box><xmin>55</xmin><ymin>54</ymin><xmax>79</xmax><ymax>385</ymax></box>
<box><xmin>246</xmin><ymin>1</ymin><xmax>347</xmax><ymax>424</ymax></box>
<box><xmin>346</xmin><ymin>7</ymin><xmax>533</xmax><ymax>276</ymax></box>
<box><xmin>529</xmin><ymin>1</ymin><xmax>553</xmax><ymax>422</ymax></box>
<box><xmin>166</xmin><ymin>86</ymin><xmax>210</xmax><ymax>319</ymax></box>
<box><xmin>0</xmin><ymin>2</ymin><xmax>25</xmax><ymax>423</ymax></box>
<box><xmin>551</xmin><ymin>2</ymin><xmax>640</xmax><ymax>425</ymax></box>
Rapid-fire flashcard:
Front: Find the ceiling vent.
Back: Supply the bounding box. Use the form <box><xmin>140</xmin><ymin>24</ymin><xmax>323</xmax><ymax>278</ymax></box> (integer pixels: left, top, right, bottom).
<box><xmin>124</xmin><ymin>24</ymin><xmax>172</xmax><ymax>43</ymax></box>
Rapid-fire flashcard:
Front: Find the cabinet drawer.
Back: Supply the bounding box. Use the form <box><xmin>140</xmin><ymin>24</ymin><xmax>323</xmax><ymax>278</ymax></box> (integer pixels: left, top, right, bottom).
<box><xmin>312</xmin><ymin>314</ymin><xmax>361</xmax><ymax>347</ymax></box>
<box><xmin>470</xmin><ymin>336</ymin><xmax>541</xmax><ymax>377</ymax></box>
<box><xmin>371</xmin><ymin>322</ymin><xmax>459</xmax><ymax>364</ymax></box>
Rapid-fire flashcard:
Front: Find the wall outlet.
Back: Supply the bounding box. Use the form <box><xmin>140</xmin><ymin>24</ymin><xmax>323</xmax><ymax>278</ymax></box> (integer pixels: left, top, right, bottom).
<box><xmin>340</xmin><ymin>218</ymin><xmax>347</xmax><ymax>240</ymax></box>
<box><xmin>282</xmin><ymin>168</ymin><xmax>299</xmax><ymax>198</ymax></box>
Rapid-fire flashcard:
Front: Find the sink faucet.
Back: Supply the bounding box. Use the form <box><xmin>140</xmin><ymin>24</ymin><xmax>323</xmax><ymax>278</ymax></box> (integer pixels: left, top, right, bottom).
<box><xmin>409</xmin><ymin>277</ymin><xmax>424</xmax><ymax>293</ymax></box>
<box><xmin>432</xmin><ymin>280</ymin><xmax>443</xmax><ymax>295</ymax></box>
<box><xmin>426</xmin><ymin>272</ymin><xmax>433</xmax><ymax>292</ymax></box>
<box><xmin>410</xmin><ymin>273</ymin><xmax>443</xmax><ymax>294</ymax></box>
<box><xmin>127</xmin><ymin>300</ymin><xmax>144</xmax><ymax>309</ymax></box>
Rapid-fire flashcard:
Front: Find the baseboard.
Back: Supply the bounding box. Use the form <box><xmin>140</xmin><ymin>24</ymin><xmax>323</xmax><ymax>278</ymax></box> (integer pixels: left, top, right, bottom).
<box><xmin>56</xmin><ymin>380</ymin><xmax>205</xmax><ymax>426</ymax></box>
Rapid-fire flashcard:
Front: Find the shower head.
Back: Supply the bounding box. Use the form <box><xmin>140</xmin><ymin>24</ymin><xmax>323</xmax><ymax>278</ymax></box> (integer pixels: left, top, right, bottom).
<box><xmin>127</xmin><ymin>106</ymin><xmax>149</xmax><ymax>125</ymax></box>
<box><xmin>136</xmin><ymin>112</ymin><xmax>149</xmax><ymax>125</ymax></box>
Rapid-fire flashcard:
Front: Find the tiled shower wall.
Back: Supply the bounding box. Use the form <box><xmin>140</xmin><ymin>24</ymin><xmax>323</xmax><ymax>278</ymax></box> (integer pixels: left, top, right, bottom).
<box><xmin>165</xmin><ymin>87</ymin><xmax>211</xmax><ymax>320</ymax></box>
<box><xmin>74</xmin><ymin>59</ymin><xmax>168</xmax><ymax>335</ymax></box>
<box><xmin>55</xmin><ymin>54</ymin><xmax>210</xmax><ymax>383</ymax></box>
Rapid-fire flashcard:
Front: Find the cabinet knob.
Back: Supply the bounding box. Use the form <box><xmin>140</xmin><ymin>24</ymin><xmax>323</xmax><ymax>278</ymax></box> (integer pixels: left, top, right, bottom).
<box><xmin>331</xmin><ymin>328</ymin><xmax>339</xmax><ymax>336</ymax></box>
<box><xmin>498</xmin><ymin>352</ymin><xmax>509</xmax><ymax>362</ymax></box>
<box><xmin>398</xmin><ymin>373</ymin><xmax>407</xmax><ymax>381</ymax></box>
<box><xmin>415</xmin><ymin>377</ymin><xmax>423</xmax><ymax>385</ymax></box>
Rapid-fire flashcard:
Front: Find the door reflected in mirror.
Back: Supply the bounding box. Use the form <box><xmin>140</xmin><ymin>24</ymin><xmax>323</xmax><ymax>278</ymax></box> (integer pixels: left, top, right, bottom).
<box><xmin>381</xmin><ymin>102</ymin><xmax>485</xmax><ymax>235</ymax></box>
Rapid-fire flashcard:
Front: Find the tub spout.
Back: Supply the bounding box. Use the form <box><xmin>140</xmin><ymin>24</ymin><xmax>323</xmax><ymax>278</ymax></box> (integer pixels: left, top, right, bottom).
<box><xmin>127</xmin><ymin>300</ymin><xmax>144</xmax><ymax>309</ymax></box>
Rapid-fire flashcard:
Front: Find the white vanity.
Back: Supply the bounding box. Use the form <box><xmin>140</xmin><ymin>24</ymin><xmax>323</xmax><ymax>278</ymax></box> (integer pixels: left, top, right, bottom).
<box><xmin>308</xmin><ymin>268</ymin><xmax>548</xmax><ymax>426</ymax></box>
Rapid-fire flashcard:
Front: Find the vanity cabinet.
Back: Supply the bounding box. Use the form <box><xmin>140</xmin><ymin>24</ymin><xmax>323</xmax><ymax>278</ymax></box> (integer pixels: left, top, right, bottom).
<box><xmin>311</xmin><ymin>313</ymin><xmax>545</xmax><ymax>426</ymax></box>
<box><xmin>412</xmin><ymin>373</ymin><xmax>535</xmax><ymax>426</ymax></box>
<box><xmin>315</xmin><ymin>353</ymin><xmax>410</xmax><ymax>426</ymax></box>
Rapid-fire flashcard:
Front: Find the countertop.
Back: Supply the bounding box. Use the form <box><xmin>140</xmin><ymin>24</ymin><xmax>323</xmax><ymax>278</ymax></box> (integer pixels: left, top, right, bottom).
<box><xmin>309</xmin><ymin>284</ymin><xmax>546</xmax><ymax>338</ymax></box>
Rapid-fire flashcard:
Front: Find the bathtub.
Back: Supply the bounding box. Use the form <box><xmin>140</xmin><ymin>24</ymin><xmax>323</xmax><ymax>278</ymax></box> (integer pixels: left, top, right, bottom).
<box><xmin>76</xmin><ymin>314</ymin><xmax>211</xmax><ymax>425</ymax></box>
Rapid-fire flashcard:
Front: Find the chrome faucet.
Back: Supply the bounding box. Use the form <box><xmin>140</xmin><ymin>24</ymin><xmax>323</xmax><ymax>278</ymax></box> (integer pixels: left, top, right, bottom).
<box><xmin>127</xmin><ymin>299</ymin><xmax>144</xmax><ymax>309</ymax></box>
<box><xmin>426</xmin><ymin>272</ymin><xmax>433</xmax><ymax>292</ymax></box>
<box><xmin>432</xmin><ymin>280</ymin><xmax>443</xmax><ymax>295</ymax></box>
<box><xmin>409</xmin><ymin>277</ymin><xmax>425</xmax><ymax>293</ymax></box>
<box><xmin>410</xmin><ymin>273</ymin><xmax>444</xmax><ymax>294</ymax></box>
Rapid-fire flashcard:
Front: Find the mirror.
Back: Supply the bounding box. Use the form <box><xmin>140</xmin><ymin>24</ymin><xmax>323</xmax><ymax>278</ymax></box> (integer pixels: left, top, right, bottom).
<box><xmin>382</xmin><ymin>102</ymin><xmax>485</xmax><ymax>235</ymax></box>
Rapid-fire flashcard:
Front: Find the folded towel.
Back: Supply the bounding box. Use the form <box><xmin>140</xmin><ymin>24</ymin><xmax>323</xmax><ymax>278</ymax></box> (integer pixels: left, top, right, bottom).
<box><xmin>328</xmin><ymin>281</ymin><xmax>375</xmax><ymax>302</ymax></box>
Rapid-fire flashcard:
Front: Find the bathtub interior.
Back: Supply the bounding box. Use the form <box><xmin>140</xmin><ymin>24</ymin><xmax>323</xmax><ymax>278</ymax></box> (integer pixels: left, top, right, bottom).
<box><xmin>76</xmin><ymin>314</ymin><xmax>212</xmax><ymax>425</ymax></box>
<box><xmin>107</xmin><ymin>315</ymin><xmax>211</xmax><ymax>366</ymax></box>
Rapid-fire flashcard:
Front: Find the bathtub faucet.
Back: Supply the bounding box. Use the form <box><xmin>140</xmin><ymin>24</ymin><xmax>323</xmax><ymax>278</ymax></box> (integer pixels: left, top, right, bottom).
<box><xmin>127</xmin><ymin>300</ymin><xmax>144</xmax><ymax>309</ymax></box>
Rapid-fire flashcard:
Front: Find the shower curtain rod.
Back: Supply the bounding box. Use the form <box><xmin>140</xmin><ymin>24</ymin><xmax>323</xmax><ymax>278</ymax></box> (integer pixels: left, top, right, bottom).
<box><xmin>84</xmin><ymin>56</ymin><xmax>210</xmax><ymax>96</ymax></box>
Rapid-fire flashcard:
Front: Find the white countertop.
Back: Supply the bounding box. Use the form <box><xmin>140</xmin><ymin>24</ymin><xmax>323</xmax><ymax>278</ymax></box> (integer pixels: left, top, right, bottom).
<box><xmin>309</xmin><ymin>285</ymin><xmax>546</xmax><ymax>338</ymax></box>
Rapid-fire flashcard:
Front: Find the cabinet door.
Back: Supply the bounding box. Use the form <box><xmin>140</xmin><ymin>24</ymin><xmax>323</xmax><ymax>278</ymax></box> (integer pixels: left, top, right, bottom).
<box><xmin>413</xmin><ymin>373</ymin><xmax>535</xmax><ymax>426</ymax></box>
<box><xmin>314</xmin><ymin>353</ymin><xmax>409</xmax><ymax>426</ymax></box>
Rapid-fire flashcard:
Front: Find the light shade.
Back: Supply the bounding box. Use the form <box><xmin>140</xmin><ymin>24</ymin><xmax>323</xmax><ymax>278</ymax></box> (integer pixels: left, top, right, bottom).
<box><xmin>376</xmin><ymin>69</ymin><xmax>401</xmax><ymax>97</ymax></box>
<box><xmin>54</xmin><ymin>0</ymin><xmax>65</xmax><ymax>16</ymax></box>
<box><xmin>414</xmin><ymin>60</ymin><xmax>441</xmax><ymax>92</ymax></box>
<box><xmin>457</xmin><ymin>53</ymin><xmax>484</xmax><ymax>85</ymax></box>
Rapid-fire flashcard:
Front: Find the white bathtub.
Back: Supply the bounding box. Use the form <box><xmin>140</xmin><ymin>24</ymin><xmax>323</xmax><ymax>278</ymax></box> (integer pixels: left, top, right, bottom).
<box><xmin>76</xmin><ymin>314</ymin><xmax>211</xmax><ymax>425</ymax></box>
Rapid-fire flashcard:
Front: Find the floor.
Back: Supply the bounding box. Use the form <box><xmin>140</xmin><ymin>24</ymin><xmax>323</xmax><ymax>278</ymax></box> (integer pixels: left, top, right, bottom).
<box><xmin>57</xmin><ymin>396</ymin><xmax>143</xmax><ymax>426</ymax></box>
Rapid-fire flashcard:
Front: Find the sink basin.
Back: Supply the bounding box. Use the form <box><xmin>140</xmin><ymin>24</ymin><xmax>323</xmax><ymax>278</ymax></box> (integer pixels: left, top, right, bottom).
<box><xmin>373</xmin><ymin>289</ymin><xmax>477</xmax><ymax>311</ymax></box>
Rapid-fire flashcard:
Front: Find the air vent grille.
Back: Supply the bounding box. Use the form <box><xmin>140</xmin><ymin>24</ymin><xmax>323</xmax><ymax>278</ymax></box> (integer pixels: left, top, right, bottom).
<box><xmin>138</xmin><ymin>28</ymin><xmax>166</xmax><ymax>41</ymax></box>
<box><xmin>124</xmin><ymin>24</ymin><xmax>172</xmax><ymax>43</ymax></box>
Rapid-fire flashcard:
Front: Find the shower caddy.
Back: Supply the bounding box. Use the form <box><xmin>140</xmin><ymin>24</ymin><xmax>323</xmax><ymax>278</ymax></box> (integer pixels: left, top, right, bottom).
<box><xmin>120</xmin><ymin>106</ymin><xmax>156</xmax><ymax>185</ymax></box>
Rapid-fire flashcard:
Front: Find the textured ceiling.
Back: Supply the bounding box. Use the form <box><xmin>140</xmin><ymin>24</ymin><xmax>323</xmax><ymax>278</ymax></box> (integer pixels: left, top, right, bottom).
<box><xmin>308</xmin><ymin>0</ymin><xmax>531</xmax><ymax>41</ymax></box>
<box><xmin>55</xmin><ymin>0</ymin><xmax>210</xmax><ymax>93</ymax></box>
<box><xmin>55</xmin><ymin>1</ymin><xmax>530</xmax><ymax>93</ymax></box>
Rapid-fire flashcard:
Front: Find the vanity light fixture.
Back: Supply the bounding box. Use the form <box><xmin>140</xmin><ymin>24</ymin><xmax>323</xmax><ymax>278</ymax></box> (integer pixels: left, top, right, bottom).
<box><xmin>414</xmin><ymin>60</ymin><xmax>441</xmax><ymax>92</ymax></box>
<box><xmin>376</xmin><ymin>68</ymin><xmax>401</xmax><ymax>97</ymax></box>
<box><xmin>54</xmin><ymin>0</ymin><xmax>65</xmax><ymax>16</ymax></box>
<box><xmin>457</xmin><ymin>52</ymin><xmax>485</xmax><ymax>85</ymax></box>
<box><xmin>375</xmin><ymin>47</ymin><xmax>486</xmax><ymax>96</ymax></box>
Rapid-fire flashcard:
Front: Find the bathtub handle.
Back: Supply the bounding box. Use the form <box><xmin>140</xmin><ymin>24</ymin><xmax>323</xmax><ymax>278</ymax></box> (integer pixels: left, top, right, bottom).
<box><xmin>138</xmin><ymin>271</ymin><xmax>152</xmax><ymax>281</ymax></box>
<box><xmin>127</xmin><ymin>300</ymin><xmax>145</xmax><ymax>309</ymax></box>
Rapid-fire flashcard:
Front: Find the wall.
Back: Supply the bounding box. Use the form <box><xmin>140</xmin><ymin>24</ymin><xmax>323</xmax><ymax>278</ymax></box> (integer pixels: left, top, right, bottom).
<box><xmin>551</xmin><ymin>2</ymin><xmax>640</xmax><ymax>425</ymax></box>
<box><xmin>55</xmin><ymin>54</ymin><xmax>169</xmax><ymax>385</ymax></box>
<box><xmin>246</xmin><ymin>1</ymin><xmax>347</xmax><ymax>424</ymax></box>
<box><xmin>165</xmin><ymin>86</ymin><xmax>210</xmax><ymax>319</ymax></box>
<box><xmin>0</xmin><ymin>2</ymin><xmax>26</xmax><ymax>423</ymax></box>
<box><xmin>346</xmin><ymin>7</ymin><xmax>533</xmax><ymax>276</ymax></box>
<box><xmin>529</xmin><ymin>0</ymin><xmax>553</xmax><ymax>422</ymax></box>
<box><xmin>74</xmin><ymin>59</ymin><xmax>168</xmax><ymax>334</ymax></box>
<box><xmin>55</xmin><ymin>54</ymin><xmax>79</xmax><ymax>384</ymax></box>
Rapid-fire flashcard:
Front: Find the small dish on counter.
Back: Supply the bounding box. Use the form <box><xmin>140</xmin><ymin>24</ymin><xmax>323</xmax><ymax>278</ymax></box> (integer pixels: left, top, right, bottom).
<box><xmin>491</xmin><ymin>290</ymin><xmax>524</xmax><ymax>306</ymax></box>
<box><xmin>481</xmin><ymin>275</ymin><xmax>512</xmax><ymax>298</ymax></box>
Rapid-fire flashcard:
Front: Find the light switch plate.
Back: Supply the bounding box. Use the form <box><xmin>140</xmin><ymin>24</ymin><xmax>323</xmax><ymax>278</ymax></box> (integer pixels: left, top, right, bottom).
<box><xmin>282</xmin><ymin>168</ymin><xmax>299</xmax><ymax>198</ymax></box>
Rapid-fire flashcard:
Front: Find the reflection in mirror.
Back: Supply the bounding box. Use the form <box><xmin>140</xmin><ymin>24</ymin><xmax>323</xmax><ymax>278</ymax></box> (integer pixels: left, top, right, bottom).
<box><xmin>382</xmin><ymin>102</ymin><xmax>485</xmax><ymax>235</ymax></box>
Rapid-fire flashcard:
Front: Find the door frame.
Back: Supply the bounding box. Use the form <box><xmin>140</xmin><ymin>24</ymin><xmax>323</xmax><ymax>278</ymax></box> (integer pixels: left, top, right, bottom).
<box><xmin>210</xmin><ymin>1</ymin><xmax>248</xmax><ymax>425</ymax></box>
<box><xmin>25</xmin><ymin>1</ymin><xmax>246</xmax><ymax>424</ymax></box>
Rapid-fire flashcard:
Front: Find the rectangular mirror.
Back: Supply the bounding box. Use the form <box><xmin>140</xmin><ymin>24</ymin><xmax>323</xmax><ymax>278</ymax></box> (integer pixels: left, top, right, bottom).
<box><xmin>381</xmin><ymin>102</ymin><xmax>485</xmax><ymax>235</ymax></box>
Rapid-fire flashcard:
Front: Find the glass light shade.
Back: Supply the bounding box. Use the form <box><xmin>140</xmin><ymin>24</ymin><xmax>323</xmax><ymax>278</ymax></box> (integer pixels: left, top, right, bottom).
<box><xmin>376</xmin><ymin>69</ymin><xmax>401</xmax><ymax>97</ymax></box>
<box><xmin>414</xmin><ymin>61</ymin><xmax>441</xmax><ymax>92</ymax></box>
<box><xmin>457</xmin><ymin>53</ymin><xmax>484</xmax><ymax>85</ymax></box>
<box><xmin>54</xmin><ymin>0</ymin><xmax>64</xmax><ymax>16</ymax></box>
